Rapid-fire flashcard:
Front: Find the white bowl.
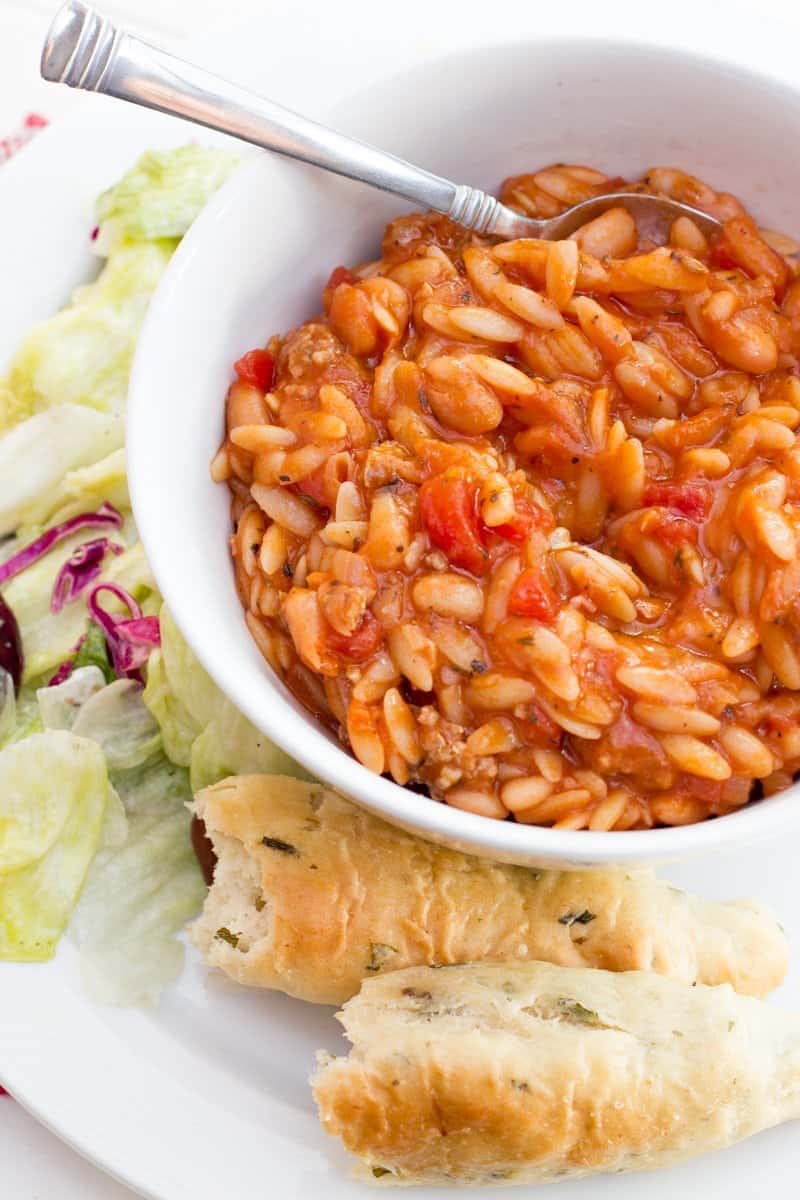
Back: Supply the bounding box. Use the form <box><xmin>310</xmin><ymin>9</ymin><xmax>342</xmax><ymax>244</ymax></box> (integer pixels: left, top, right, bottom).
<box><xmin>129</xmin><ymin>34</ymin><xmax>800</xmax><ymax>868</ymax></box>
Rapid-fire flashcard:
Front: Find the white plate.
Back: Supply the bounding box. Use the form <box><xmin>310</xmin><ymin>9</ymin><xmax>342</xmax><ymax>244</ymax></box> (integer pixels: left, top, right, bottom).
<box><xmin>1</xmin><ymin>2</ymin><xmax>799</xmax><ymax>1197</ymax></box>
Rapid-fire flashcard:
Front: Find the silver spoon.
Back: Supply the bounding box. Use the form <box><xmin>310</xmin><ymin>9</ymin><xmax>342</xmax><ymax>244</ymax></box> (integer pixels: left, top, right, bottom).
<box><xmin>41</xmin><ymin>0</ymin><xmax>722</xmax><ymax>244</ymax></box>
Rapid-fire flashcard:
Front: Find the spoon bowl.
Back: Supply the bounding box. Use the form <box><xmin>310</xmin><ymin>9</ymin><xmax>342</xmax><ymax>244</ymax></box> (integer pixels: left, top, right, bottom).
<box><xmin>526</xmin><ymin>190</ymin><xmax>722</xmax><ymax>242</ymax></box>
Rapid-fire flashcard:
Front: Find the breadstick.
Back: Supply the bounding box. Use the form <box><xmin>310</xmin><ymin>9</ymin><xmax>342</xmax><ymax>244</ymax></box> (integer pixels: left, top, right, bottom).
<box><xmin>313</xmin><ymin>961</ymin><xmax>800</xmax><ymax>1184</ymax></box>
<box><xmin>190</xmin><ymin>775</ymin><xmax>787</xmax><ymax>1002</ymax></box>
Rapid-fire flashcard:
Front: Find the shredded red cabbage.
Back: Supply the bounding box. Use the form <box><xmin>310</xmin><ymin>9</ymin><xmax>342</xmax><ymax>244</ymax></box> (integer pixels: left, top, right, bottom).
<box><xmin>0</xmin><ymin>593</ymin><xmax>23</xmax><ymax>693</ymax></box>
<box><xmin>48</xmin><ymin>654</ymin><xmax>79</xmax><ymax>687</ymax></box>
<box><xmin>86</xmin><ymin>582</ymin><xmax>161</xmax><ymax>677</ymax></box>
<box><xmin>89</xmin><ymin>581</ymin><xmax>142</xmax><ymax>624</ymax></box>
<box><xmin>0</xmin><ymin>503</ymin><xmax>123</xmax><ymax>588</ymax></box>
<box><xmin>51</xmin><ymin>538</ymin><xmax>124</xmax><ymax>614</ymax></box>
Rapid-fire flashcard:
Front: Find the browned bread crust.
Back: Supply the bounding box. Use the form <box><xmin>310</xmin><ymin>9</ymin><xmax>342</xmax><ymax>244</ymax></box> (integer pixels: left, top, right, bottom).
<box><xmin>191</xmin><ymin>775</ymin><xmax>787</xmax><ymax>1003</ymax></box>
<box><xmin>313</xmin><ymin>962</ymin><xmax>800</xmax><ymax>1185</ymax></box>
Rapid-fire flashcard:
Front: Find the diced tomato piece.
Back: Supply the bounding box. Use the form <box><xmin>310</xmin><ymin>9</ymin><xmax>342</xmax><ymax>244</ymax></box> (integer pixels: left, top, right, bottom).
<box><xmin>492</xmin><ymin>496</ymin><xmax>555</xmax><ymax>543</ymax></box>
<box><xmin>325</xmin><ymin>363</ymin><xmax>372</xmax><ymax>414</ymax></box>
<box><xmin>648</xmin><ymin>512</ymin><xmax>697</xmax><ymax>550</ymax></box>
<box><xmin>351</xmin><ymin>375</ymin><xmax>373</xmax><ymax>414</ymax></box>
<box><xmin>685</xmin><ymin>775</ymin><xmax>727</xmax><ymax>803</ymax></box>
<box><xmin>708</xmin><ymin>234</ymin><xmax>739</xmax><ymax>272</ymax></box>
<box><xmin>323</xmin><ymin>265</ymin><xmax>358</xmax><ymax>311</ymax></box>
<box><xmin>762</xmin><ymin>709</ymin><xmax>795</xmax><ymax>736</ymax></box>
<box><xmin>233</xmin><ymin>348</ymin><xmax>275</xmax><ymax>392</ymax></box>
<box><xmin>670</xmin><ymin>774</ymin><xmax>726</xmax><ymax>807</ymax></box>
<box><xmin>508</xmin><ymin>567</ymin><xmax>559</xmax><ymax>622</ymax></box>
<box><xmin>419</xmin><ymin>475</ymin><xmax>488</xmax><ymax>575</ymax></box>
<box><xmin>598</xmin><ymin>713</ymin><xmax>669</xmax><ymax>776</ymax></box>
<box><xmin>326</xmin><ymin>265</ymin><xmax>357</xmax><ymax>292</ymax></box>
<box><xmin>327</xmin><ymin>610</ymin><xmax>383</xmax><ymax>661</ymax></box>
<box><xmin>515</xmin><ymin>702</ymin><xmax>562</xmax><ymax>748</ymax></box>
<box><xmin>643</xmin><ymin>483</ymin><xmax>711</xmax><ymax>521</ymax></box>
<box><xmin>293</xmin><ymin>467</ymin><xmax>329</xmax><ymax>509</ymax></box>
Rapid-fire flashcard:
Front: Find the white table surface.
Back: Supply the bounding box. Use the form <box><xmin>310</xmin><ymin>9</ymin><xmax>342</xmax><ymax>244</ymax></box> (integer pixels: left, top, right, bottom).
<box><xmin>2</xmin><ymin>0</ymin><xmax>800</xmax><ymax>1195</ymax></box>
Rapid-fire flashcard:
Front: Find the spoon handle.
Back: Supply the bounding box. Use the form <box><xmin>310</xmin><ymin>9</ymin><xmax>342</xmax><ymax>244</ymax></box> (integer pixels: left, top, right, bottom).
<box><xmin>41</xmin><ymin>1</ymin><xmax>504</xmax><ymax>234</ymax></box>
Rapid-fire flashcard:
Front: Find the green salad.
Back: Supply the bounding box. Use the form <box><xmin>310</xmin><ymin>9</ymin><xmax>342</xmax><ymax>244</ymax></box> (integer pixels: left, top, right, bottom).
<box><xmin>0</xmin><ymin>146</ymin><xmax>307</xmax><ymax>1005</ymax></box>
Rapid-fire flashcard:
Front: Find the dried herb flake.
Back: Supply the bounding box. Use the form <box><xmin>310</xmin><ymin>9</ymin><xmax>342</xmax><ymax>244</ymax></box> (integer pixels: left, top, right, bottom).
<box><xmin>261</xmin><ymin>836</ymin><xmax>299</xmax><ymax>856</ymax></box>
<box><xmin>524</xmin><ymin>995</ymin><xmax>606</xmax><ymax>1028</ymax></box>
<box><xmin>561</xmin><ymin>1000</ymin><xmax>602</xmax><ymax>1026</ymax></box>
<box><xmin>367</xmin><ymin>942</ymin><xmax>398</xmax><ymax>972</ymax></box>
<box><xmin>558</xmin><ymin>909</ymin><xmax>596</xmax><ymax>927</ymax></box>
<box><xmin>215</xmin><ymin>927</ymin><xmax>240</xmax><ymax>948</ymax></box>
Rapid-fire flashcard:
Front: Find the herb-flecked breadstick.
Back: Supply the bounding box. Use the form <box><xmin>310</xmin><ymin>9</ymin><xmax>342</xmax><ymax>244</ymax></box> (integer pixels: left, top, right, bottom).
<box><xmin>313</xmin><ymin>962</ymin><xmax>800</xmax><ymax>1185</ymax></box>
<box><xmin>191</xmin><ymin>775</ymin><xmax>787</xmax><ymax>1004</ymax></box>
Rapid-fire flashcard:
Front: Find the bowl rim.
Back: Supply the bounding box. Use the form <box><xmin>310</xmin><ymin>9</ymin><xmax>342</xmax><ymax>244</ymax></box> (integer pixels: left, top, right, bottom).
<box><xmin>129</xmin><ymin>29</ymin><xmax>800</xmax><ymax>865</ymax></box>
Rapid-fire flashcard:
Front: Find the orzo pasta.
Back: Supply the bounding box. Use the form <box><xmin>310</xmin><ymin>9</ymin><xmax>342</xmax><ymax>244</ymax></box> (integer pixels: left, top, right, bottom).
<box><xmin>215</xmin><ymin>162</ymin><xmax>800</xmax><ymax>830</ymax></box>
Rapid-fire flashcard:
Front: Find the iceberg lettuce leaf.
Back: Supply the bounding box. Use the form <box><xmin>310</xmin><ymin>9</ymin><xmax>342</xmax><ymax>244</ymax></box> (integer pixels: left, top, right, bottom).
<box><xmin>158</xmin><ymin>607</ymin><xmax>225</xmax><ymax>730</ymax></box>
<box><xmin>144</xmin><ymin>606</ymin><xmax>310</xmax><ymax>786</ymax></box>
<box><xmin>190</xmin><ymin>702</ymin><xmax>311</xmax><ymax>791</ymax></box>
<box><xmin>0</xmin><ymin>405</ymin><xmax>124</xmax><ymax>537</ymax></box>
<box><xmin>0</xmin><ymin>731</ymin><xmax>111</xmax><ymax>961</ymax></box>
<box><xmin>0</xmin><ymin>241</ymin><xmax>174</xmax><ymax>431</ymax></box>
<box><xmin>142</xmin><ymin>649</ymin><xmax>198</xmax><ymax>768</ymax></box>
<box><xmin>37</xmin><ymin>671</ymin><xmax>205</xmax><ymax>1006</ymax></box>
<box><xmin>0</xmin><ymin>668</ymin><xmax>15</xmax><ymax>746</ymax></box>
<box><xmin>4</xmin><ymin>682</ymin><xmax>44</xmax><ymax>747</ymax></box>
<box><xmin>95</xmin><ymin>146</ymin><xmax>239</xmax><ymax>251</ymax></box>
<box><xmin>72</xmin><ymin>678</ymin><xmax>162</xmax><ymax>771</ymax></box>
<box><xmin>37</xmin><ymin>665</ymin><xmax>107</xmax><ymax>731</ymax></box>
<box><xmin>70</xmin><ymin>753</ymin><xmax>205</xmax><ymax>1006</ymax></box>
<box><xmin>27</xmin><ymin>448</ymin><xmax>129</xmax><ymax>536</ymax></box>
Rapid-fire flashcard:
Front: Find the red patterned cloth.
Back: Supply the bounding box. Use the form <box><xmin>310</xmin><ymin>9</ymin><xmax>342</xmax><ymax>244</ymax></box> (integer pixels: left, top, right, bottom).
<box><xmin>0</xmin><ymin>113</ymin><xmax>48</xmax><ymax>165</ymax></box>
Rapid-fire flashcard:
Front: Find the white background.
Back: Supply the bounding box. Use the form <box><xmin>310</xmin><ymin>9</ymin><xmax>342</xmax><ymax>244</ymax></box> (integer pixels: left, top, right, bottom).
<box><xmin>1</xmin><ymin>0</ymin><xmax>800</xmax><ymax>1196</ymax></box>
